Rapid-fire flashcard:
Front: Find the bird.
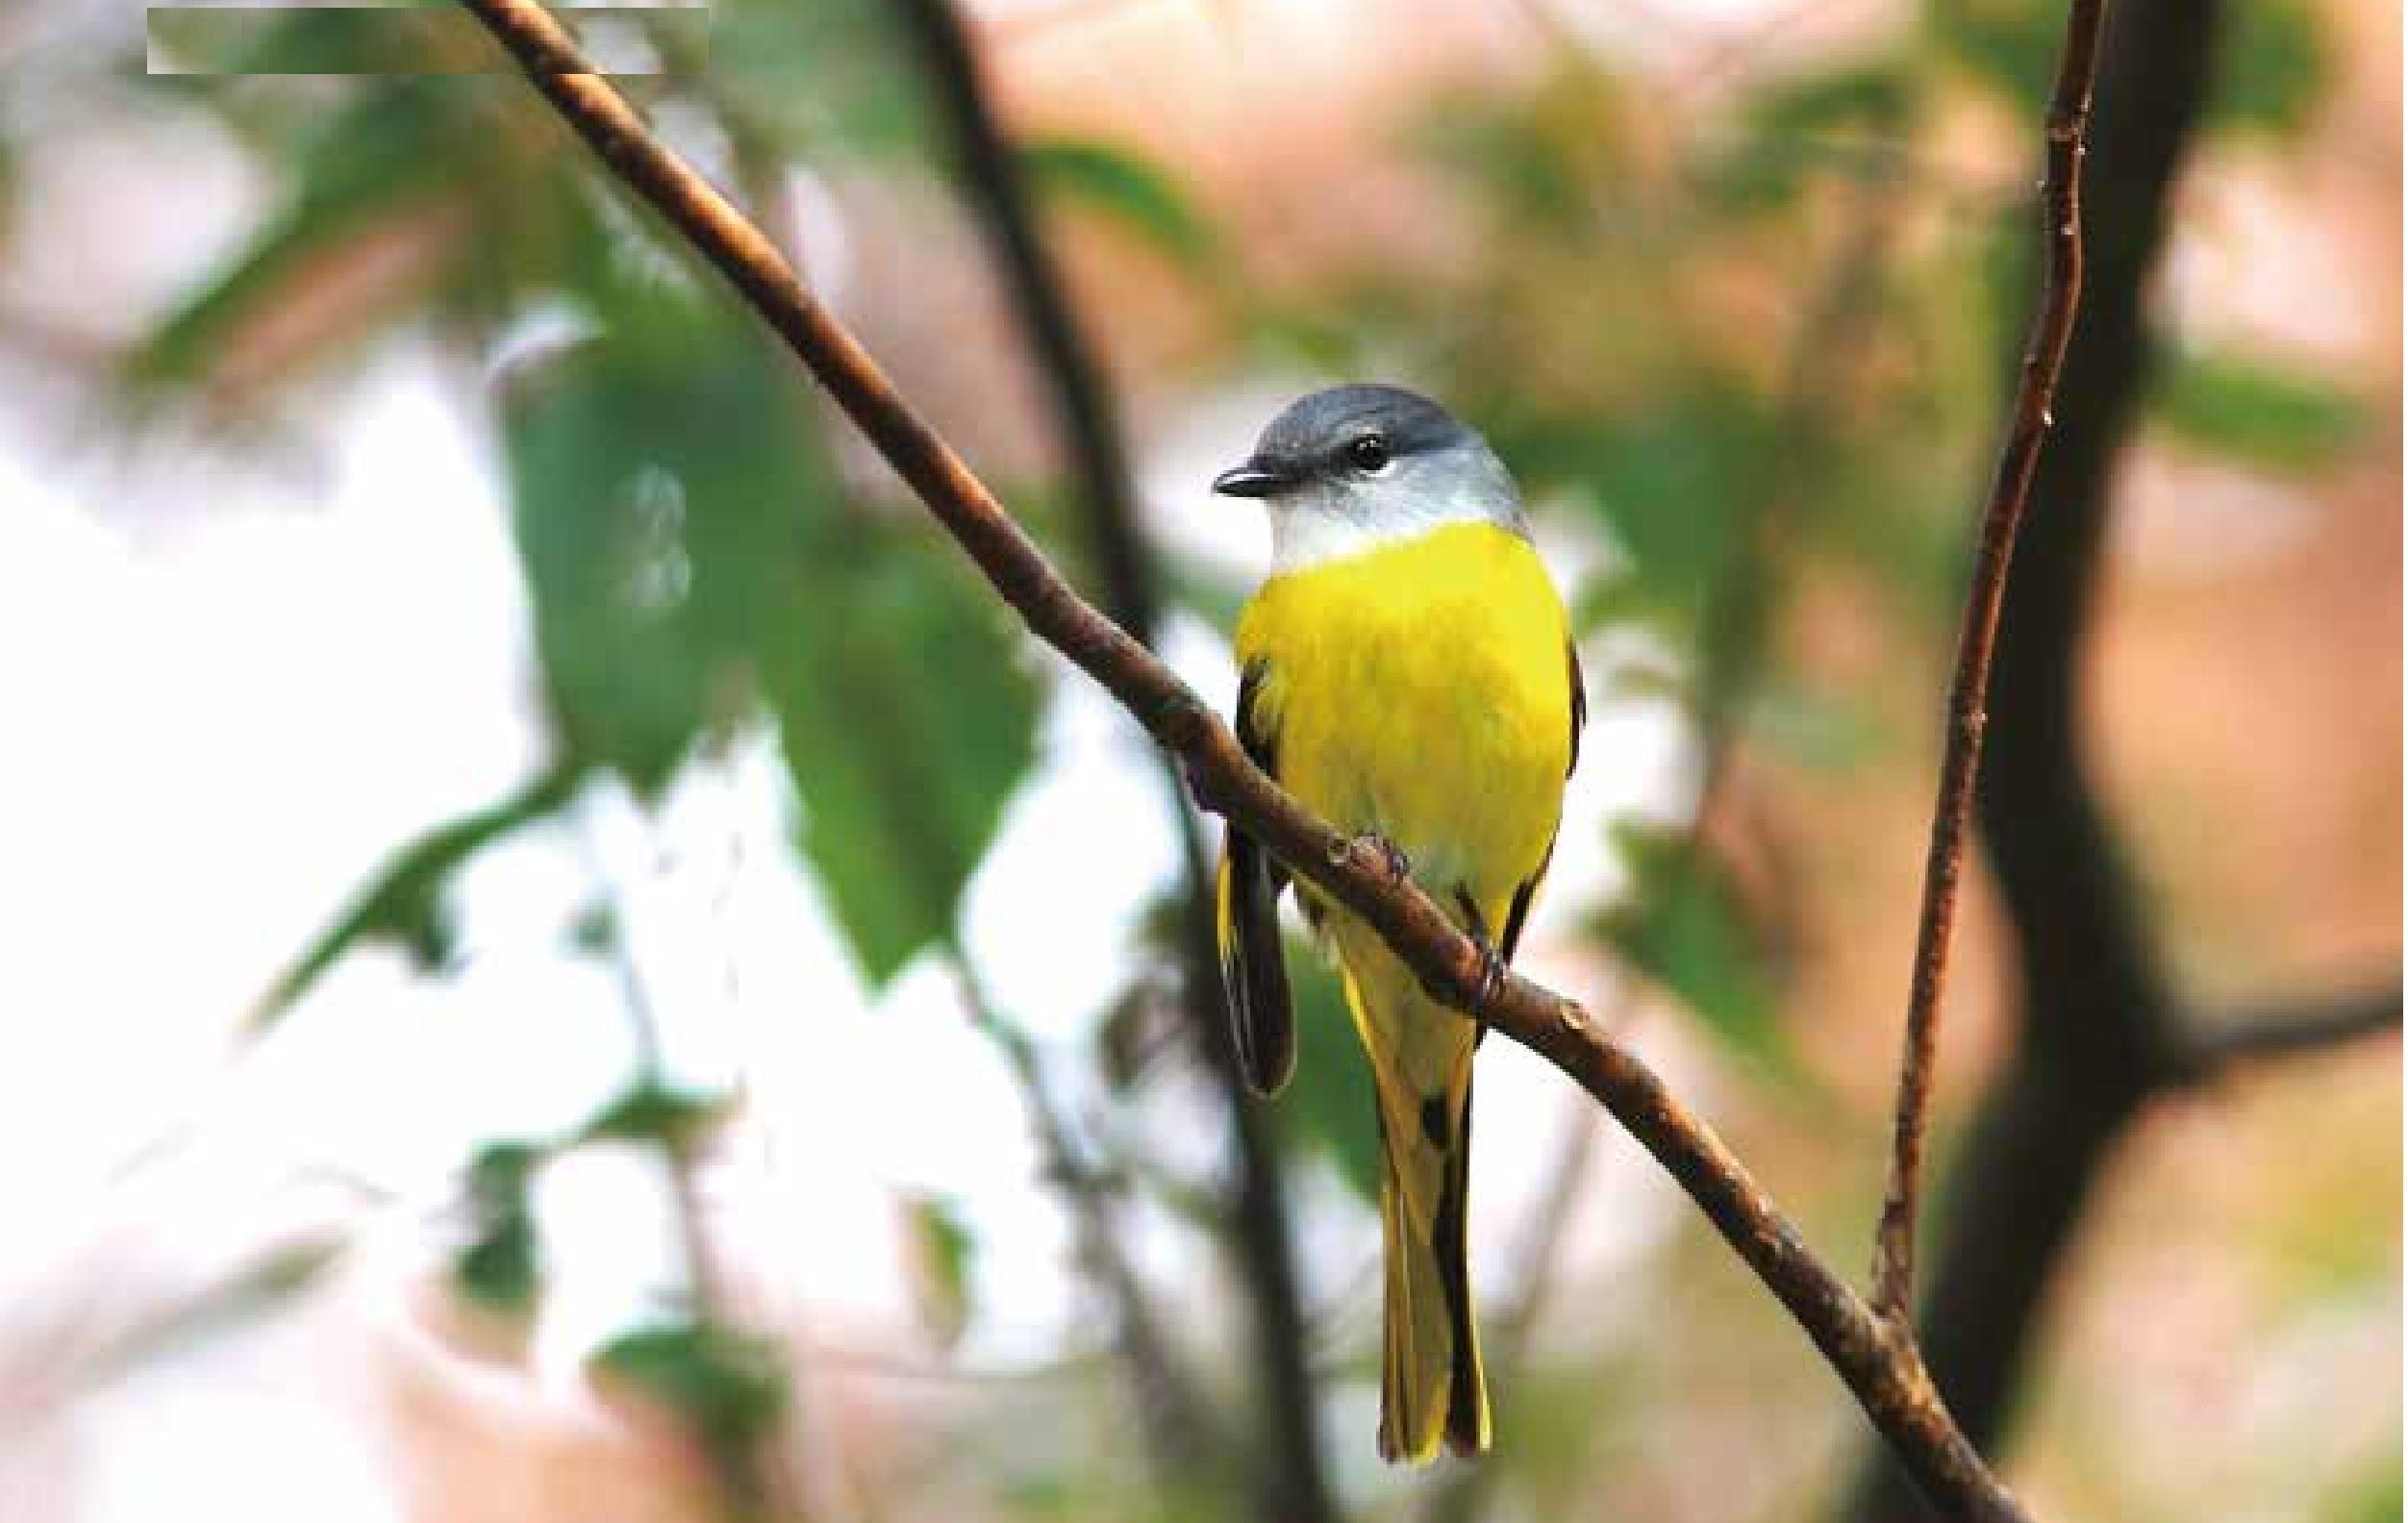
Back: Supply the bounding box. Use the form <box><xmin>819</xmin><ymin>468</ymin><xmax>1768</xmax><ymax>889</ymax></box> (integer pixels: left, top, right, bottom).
<box><xmin>1211</xmin><ymin>384</ymin><xmax>1583</xmax><ymax>1463</ymax></box>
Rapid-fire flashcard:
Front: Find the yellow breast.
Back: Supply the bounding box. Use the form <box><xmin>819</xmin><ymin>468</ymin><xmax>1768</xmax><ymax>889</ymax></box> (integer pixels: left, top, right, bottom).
<box><xmin>1237</xmin><ymin>520</ymin><xmax>1571</xmax><ymax>912</ymax></box>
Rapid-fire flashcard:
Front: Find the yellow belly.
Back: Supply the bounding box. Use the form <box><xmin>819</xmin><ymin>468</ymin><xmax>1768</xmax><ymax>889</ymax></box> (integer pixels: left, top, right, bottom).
<box><xmin>1237</xmin><ymin>521</ymin><xmax>1571</xmax><ymax>927</ymax></box>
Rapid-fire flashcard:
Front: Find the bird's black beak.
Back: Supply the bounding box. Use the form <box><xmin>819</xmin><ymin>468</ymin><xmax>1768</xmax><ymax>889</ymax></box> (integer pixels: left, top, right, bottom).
<box><xmin>1213</xmin><ymin>460</ymin><xmax>1292</xmax><ymax>499</ymax></box>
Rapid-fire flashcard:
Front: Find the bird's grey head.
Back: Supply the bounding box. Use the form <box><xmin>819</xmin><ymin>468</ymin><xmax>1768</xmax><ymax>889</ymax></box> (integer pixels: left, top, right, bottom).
<box><xmin>1212</xmin><ymin>384</ymin><xmax>1526</xmax><ymax>571</ymax></box>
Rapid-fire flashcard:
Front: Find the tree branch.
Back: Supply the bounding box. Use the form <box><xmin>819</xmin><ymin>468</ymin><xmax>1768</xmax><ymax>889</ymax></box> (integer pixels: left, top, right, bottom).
<box><xmin>2180</xmin><ymin>986</ymin><xmax>2401</xmax><ymax>1074</ymax></box>
<box><xmin>449</xmin><ymin>3</ymin><xmax>2044</xmax><ymax>1515</ymax></box>
<box><xmin>1869</xmin><ymin>0</ymin><xmax>2106</xmax><ymax>1324</ymax></box>
<box><xmin>890</xmin><ymin>0</ymin><xmax>1156</xmax><ymax>640</ymax></box>
<box><xmin>884</xmin><ymin>8</ymin><xmax>1334</xmax><ymax>1517</ymax></box>
<box><xmin>586</xmin><ymin>841</ymin><xmax>813</xmax><ymax>1523</ymax></box>
<box><xmin>950</xmin><ymin>954</ymin><xmax>1228</xmax><ymax>1492</ymax></box>
<box><xmin>1846</xmin><ymin>2</ymin><xmax>2228</xmax><ymax>1515</ymax></box>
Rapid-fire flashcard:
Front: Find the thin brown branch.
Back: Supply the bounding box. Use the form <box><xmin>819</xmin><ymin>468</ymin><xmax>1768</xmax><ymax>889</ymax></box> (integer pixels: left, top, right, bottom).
<box><xmin>1847</xmin><ymin>6</ymin><xmax>2230</xmax><ymax>1512</ymax></box>
<box><xmin>2181</xmin><ymin>985</ymin><xmax>2401</xmax><ymax>1074</ymax></box>
<box><xmin>886</xmin><ymin>7</ymin><xmax>1332</xmax><ymax>1516</ymax></box>
<box><xmin>449</xmin><ymin>3</ymin><xmax>2039</xmax><ymax>1516</ymax></box>
<box><xmin>1869</xmin><ymin>0</ymin><xmax>2107</xmax><ymax>1325</ymax></box>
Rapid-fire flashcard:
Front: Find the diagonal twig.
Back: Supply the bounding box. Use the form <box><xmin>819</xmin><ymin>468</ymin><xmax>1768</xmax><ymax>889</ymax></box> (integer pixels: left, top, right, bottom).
<box><xmin>444</xmin><ymin>3</ymin><xmax>2064</xmax><ymax>1516</ymax></box>
<box><xmin>1869</xmin><ymin>0</ymin><xmax>2107</xmax><ymax>1326</ymax></box>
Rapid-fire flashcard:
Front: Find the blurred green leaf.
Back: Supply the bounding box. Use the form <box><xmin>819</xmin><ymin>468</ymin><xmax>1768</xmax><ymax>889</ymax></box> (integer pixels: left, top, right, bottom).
<box><xmin>592</xmin><ymin>1321</ymin><xmax>788</xmax><ymax>1450</ymax></box>
<box><xmin>507</xmin><ymin>249</ymin><xmax>1040</xmax><ymax>986</ymax></box>
<box><xmin>1279</xmin><ymin>943</ymin><xmax>1380</xmax><ymax>1203</ymax></box>
<box><xmin>997</xmin><ymin>1471</ymin><xmax>1086</xmax><ymax>1519</ymax></box>
<box><xmin>2323</xmin><ymin>1450</ymin><xmax>2403</xmax><ymax>1523</ymax></box>
<box><xmin>504</xmin><ymin>237</ymin><xmax>844</xmax><ymax>782</ymax></box>
<box><xmin>254</xmin><ymin>762</ymin><xmax>587</xmax><ymax>1031</ymax></box>
<box><xmin>1414</xmin><ymin>65</ymin><xmax>1629</xmax><ymax>235</ymax></box>
<box><xmin>1703</xmin><ymin>59</ymin><xmax>1912</xmax><ymax>212</ymax></box>
<box><xmin>1020</xmin><ymin>137</ymin><xmax>1218</xmax><ymax>270</ymax></box>
<box><xmin>764</xmin><ymin>528</ymin><xmax>1041</xmax><ymax>988</ymax></box>
<box><xmin>714</xmin><ymin>0</ymin><xmax>930</xmax><ymax>161</ymax></box>
<box><xmin>1927</xmin><ymin>0</ymin><xmax>2059</xmax><ymax>114</ymax></box>
<box><xmin>566</xmin><ymin>896</ymin><xmax>617</xmax><ymax>956</ymax></box>
<box><xmin>468</xmin><ymin>1138</ymin><xmax>547</xmax><ymax>1209</ymax></box>
<box><xmin>2213</xmin><ymin>0</ymin><xmax>2329</xmax><ymax>137</ymax></box>
<box><xmin>504</xmin><ymin>319</ymin><xmax>757</xmax><ymax>792</ymax></box>
<box><xmin>2149</xmin><ymin>342</ymin><xmax>2364</xmax><ymax>472</ymax></box>
<box><xmin>457</xmin><ymin>1139</ymin><xmax>547</xmax><ymax>1316</ymax></box>
<box><xmin>901</xmin><ymin>1192</ymin><xmax>977</xmax><ymax>1349</ymax></box>
<box><xmin>1489</xmin><ymin>385</ymin><xmax>1768</xmax><ymax>637</ymax></box>
<box><xmin>1598</xmin><ymin>822</ymin><xmax>1791</xmax><ymax>1074</ymax></box>
<box><xmin>148</xmin><ymin>7</ymin><xmax>516</xmax><ymax>77</ymax></box>
<box><xmin>1751</xmin><ymin>59</ymin><xmax>1915</xmax><ymax>137</ymax></box>
<box><xmin>577</xmin><ymin>1081</ymin><xmax>734</xmax><ymax>1152</ymax></box>
<box><xmin>1932</xmin><ymin>0</ymin><xmax>2327</xmax><ymax>137</ymax></box>
<box><xmin>84</xmin><ymin>1235</ymin><xmax>349</xmax><ymax>1388</ymax></box>
<box><xmin>456</xmin><ymin>1216</ymin><xmax>540</xmax><ymax>1316</ymax></box>
<box><xmin>1751</xmin><ymin>686</ymin><xmax>1887</xmax><ymax>774</ymax></box>
<box><xmin>127</xmin><ymin>81</ymin><xmax>474</xmax><ymax>397</ymax></box>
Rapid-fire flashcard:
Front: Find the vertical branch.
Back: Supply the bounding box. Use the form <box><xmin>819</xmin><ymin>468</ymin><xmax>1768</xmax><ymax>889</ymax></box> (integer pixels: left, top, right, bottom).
<box><xmin>1847</xmin><ymin>1</ymin><xmax>2227</xmax><ymax>1513</ymax></box>
<box><xmin>889</xmin><ymin>0</ymin><xmax>1157</xmax><ymax>641</ymax></box>
<box><xmin>1869</xmin><ymin>0</ymin><xmax>2108</xmax><ymax>1323</ymax></box>
<box><xmin>886</xmin><ymin>6</ymin><xmax>1335</xmax><ymax>1520</ymax></box>
<box><xmin>949</xmin><ymin>953</ymin><xmax>1229</xmax><ymax>1493</ymax></box>
<box><xmin>586</xmin><ymin>845</ymin><xmax>812</xmax><ymax>1523</ymax></box>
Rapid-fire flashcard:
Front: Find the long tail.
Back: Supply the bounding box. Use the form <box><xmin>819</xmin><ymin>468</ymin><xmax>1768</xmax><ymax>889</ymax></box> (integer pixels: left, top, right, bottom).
<box><xmin>1341</xmin><ymin>957</ymin><xmax>1491</xmax><ymax>1463</ymax></box>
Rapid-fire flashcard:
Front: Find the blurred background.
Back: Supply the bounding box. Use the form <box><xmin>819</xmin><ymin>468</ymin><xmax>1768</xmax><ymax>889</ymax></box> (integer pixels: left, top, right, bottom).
<box><xmin>0</xmin><ymin>0</ymin><xmax>2397</xmax><ymax>1519</ymax></box>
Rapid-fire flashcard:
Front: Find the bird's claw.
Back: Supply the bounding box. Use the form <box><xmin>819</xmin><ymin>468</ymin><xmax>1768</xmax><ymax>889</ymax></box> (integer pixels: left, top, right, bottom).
<box><xmin>1467</xmin><ymin>928</ymin><xmax>1507</xmax><ymax>1014</ymax></box>
<box><xmin>1357</xmin><ymin>833</ymin><xmax>1413</xmax><ymax>885</ymax></box>
<box><xmin>1454</xmin><ymin>888</ymin><xmax>1507</xmax><ymax>1015</ymax></box>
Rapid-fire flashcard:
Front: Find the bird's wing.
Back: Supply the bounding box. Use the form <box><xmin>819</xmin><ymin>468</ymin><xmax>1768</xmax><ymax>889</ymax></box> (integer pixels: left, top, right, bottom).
<box><xmin>1217</xmin><ymin>656</ymin><xmax>1295</xmax><ymax>1094</ymax></box>
<box><xmin>1496</xmin><ymin>641</ymin><xmax>1584</xmax><ymax>964</ymax></box>
<box><xmin>1566</xmin><ymin>640</ymin><xmax>1587</xmax><ymax>779</ymax></box>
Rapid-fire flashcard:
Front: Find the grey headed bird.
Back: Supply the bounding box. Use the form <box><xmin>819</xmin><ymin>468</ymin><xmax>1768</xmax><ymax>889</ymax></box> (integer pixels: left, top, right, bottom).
<box><xmin>1212</xmin><ymin>384</ymin><xmax>1583</xmax><ymax>1461</ymax></box>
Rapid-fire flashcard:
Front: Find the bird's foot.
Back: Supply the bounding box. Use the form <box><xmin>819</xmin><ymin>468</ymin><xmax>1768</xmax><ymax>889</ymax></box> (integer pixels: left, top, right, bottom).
<box><xmin>1453</xmin><ymin>888</ymin><xmax>1507</xmax><ymax>1015</ymax></box>
<box><xmin>1355</xmin><ymin>832</ymin><xmax>1413</xmax><ymax>886</ymax></box>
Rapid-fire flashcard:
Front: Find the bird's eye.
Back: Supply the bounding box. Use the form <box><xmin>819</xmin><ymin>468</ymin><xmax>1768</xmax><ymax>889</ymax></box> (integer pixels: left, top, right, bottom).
<box><xmin>1346</xmin><ymin>434</ymin><xmax>1392</xmax><ymax>472</ymax></box>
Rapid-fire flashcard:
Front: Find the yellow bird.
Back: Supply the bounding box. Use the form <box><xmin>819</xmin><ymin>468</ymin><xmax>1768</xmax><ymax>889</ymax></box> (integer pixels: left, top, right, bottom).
<box><xmin>1212</xmin><ymin>385</ymin><xmax>1583</xmax><ymax>1462</ymax></box>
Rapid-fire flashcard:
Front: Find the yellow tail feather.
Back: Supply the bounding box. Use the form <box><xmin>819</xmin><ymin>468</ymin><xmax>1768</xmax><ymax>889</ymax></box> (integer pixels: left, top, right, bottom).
<box><xmin>1342</xmin><ymin>958</ymin><xmax>1492</xmax><ymax>1463</ymax></box>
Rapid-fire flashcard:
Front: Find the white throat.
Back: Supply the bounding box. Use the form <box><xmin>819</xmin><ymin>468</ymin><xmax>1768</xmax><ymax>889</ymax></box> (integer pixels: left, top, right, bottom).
<box><xmin>1267</xmin><ymin>490</ymin><xmax>1485</xmax><ymax>573</ymax></box>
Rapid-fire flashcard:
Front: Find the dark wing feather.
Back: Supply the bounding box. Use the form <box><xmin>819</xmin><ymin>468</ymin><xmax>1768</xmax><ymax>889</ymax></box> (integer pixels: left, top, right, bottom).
<box><xmin>1568</xmin><ymin>641</ymin><xmax>1587</xmax><ymax>778</ymax></box>
<box><xmin>1217</xmin><ymin>658</ymin><xmax>1294</xmax><ymax>1094</ymax></box>
<box><xmin>1499</xmin><ymin>643</ymin><xmax>1586</xmax><ymax>965</ymax></box>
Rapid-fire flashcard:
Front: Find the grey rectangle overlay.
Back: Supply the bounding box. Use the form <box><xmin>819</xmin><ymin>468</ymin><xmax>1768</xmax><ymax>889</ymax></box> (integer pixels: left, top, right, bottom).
<box><xmin>147</xmin><ymin>5</ymin><xmax>708</xmax><ymax>76</ymax></box>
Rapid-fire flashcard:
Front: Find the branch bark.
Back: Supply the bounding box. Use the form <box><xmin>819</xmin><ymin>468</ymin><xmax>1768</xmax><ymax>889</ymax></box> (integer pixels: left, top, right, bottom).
<box><xmin>1869</xmin><ymin>0</ymin><xmax>2105</xmax><ymax>1324</ymax></box>
<box><xmin>1845</xmin><ymin>1</ymin><xmax>2226</xmax><ymax>1517</ymax></box>
<box><xmin>885</xmin><ymin>7</ymin><xmax>1335</xmax><ymax>1518</ymax></box>
<box><xmin>450</xmin><ymin>2</ymin><xmax>2059</xmax><ymax>1516</ymax></box>
<box><xmin>2180</xmin><ymin>985</ymin><xmax>2401</xmax><ymax>1076</ymax></box>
